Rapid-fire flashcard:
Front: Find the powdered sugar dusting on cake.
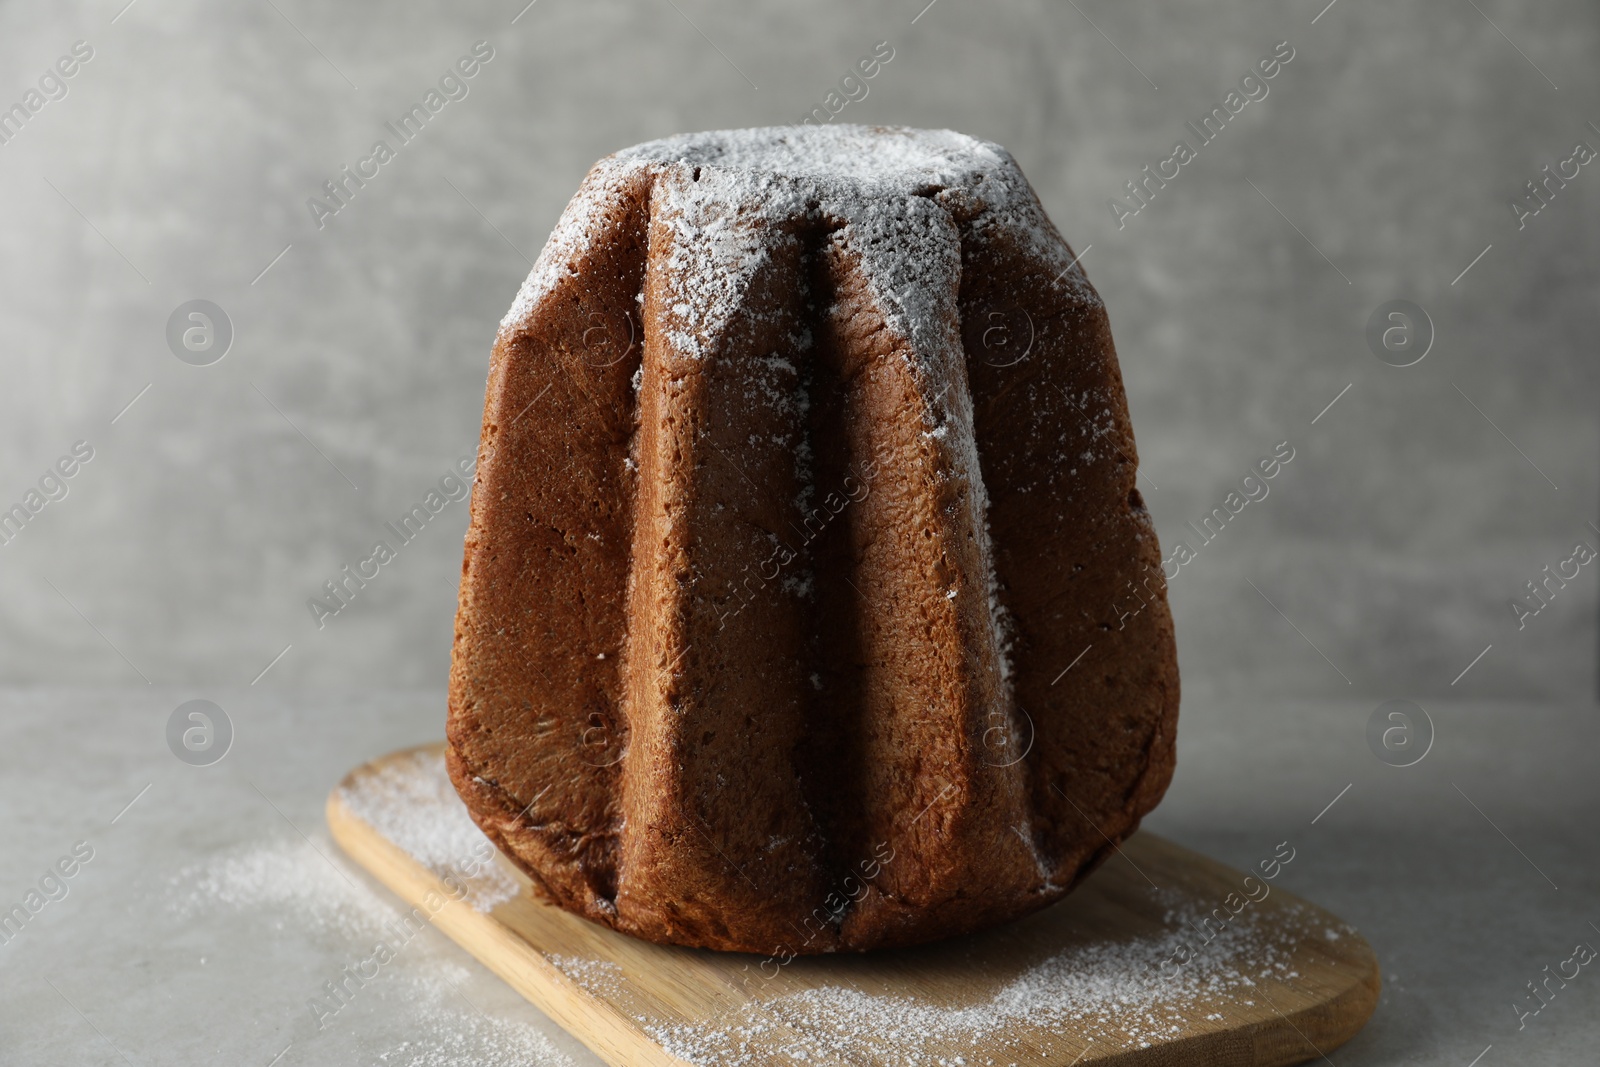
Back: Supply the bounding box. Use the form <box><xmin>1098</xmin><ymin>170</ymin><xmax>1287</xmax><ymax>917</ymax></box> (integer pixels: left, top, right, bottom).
<box><xmin>653</xmin><ymin>169</ymin><xmax>808</xmax><ymax>362</ymax></box>
<box><xmin>829</xmin><ymin>191</ymin><xmax>1019</xmax><ymax>697</ymax></box>
<box><xmin>829</xmin><ymin>193</ymin><xmax>962</xmax><ymax>388</ymax></box>
<box><xmin>616</xmin><ymin>124</ymin><xmax>1003</xmax><ymax>189</ymax></box>
<box><xmin>498</xmin><ymin>159</ymin><xmax>632</xmax><ymax>336</ymax></box>
<box><xmin>499</xmin><ymin>126</ymin><xmax>1098</xmax><ymax>343</ymax></box>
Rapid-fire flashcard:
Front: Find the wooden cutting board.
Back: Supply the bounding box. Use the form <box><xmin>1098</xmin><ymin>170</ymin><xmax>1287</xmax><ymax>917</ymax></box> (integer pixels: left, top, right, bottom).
<box><xmin>327</xmin><ymin>744</ymin><xmax>1379</xmax><ymax>1066</ymax></box>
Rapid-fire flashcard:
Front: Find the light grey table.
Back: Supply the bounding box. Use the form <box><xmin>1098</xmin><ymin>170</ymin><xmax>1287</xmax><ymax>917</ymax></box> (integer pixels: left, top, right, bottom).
<box><xmin>1</xmin><ymin>688</ymin><xmax>1594</xmax><ymax>1065</ymax></box>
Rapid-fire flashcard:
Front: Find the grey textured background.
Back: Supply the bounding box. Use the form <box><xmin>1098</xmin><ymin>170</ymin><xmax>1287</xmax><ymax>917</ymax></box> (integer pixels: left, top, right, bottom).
<box><xmin>0</xmin><ymin>0</ymin><xmax>1595</xmax><ymax>701</ymax></box>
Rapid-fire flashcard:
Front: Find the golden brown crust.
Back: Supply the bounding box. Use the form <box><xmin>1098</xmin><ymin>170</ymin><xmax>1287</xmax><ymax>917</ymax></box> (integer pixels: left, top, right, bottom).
<box><xmin>447</xmin><ymin>126</ymin><xmax>1179</xmax><ymax>955</ymax></box>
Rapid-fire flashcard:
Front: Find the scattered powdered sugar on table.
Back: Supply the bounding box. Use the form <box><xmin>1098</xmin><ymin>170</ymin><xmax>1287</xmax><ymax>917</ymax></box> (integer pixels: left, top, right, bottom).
<box><xmin>165</xmin><ymin>822</ymin><xmax>574</xmax><ymax>1065</ymax></box>
<box><xmin>337</xmin><ymin>748</ymin><xmax>520</xmax><ymax>912</ymax></box>
<box><xmin>168</xmin><ymin>835</ymin><xmax>392</xmax><ymax>941</ymax></box>
<box><xmin>373</xmin><ymin>962</ymin><xmax>578</xmax><ymax>1067</ymax></box>
<box><xmin>647</xmin><ymin>893</ymin><xmax>1336</xmax><ymax>1066</ymax></box>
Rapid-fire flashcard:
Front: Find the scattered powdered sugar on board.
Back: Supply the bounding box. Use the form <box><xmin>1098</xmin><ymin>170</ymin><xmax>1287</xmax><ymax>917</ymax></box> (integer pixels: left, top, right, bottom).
<box><xmin>646</xmin><ymin>894</ymin><xmax>1338</xmax><ymax>1066</ymax></box>
<box><xmin>548</xmin><ymin>954</ymin><xmax>625</xmax><ymax>997</ymax></box>
<box><xmin>337</xmin><ymin>748</ymin><xmax>520</xmax><ymax>912</ymax></box>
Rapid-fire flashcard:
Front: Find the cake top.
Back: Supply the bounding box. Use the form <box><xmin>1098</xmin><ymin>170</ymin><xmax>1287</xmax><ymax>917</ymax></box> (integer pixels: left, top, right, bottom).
<box><xmin>499</xmin><ymin>125</ymin><xmax>1094</xmax><ymax>339</ymax></box>
<box><xmin>613</xmin><ymin>125</ymin><xmax>1009</xmax><ymax>191</ymax></box>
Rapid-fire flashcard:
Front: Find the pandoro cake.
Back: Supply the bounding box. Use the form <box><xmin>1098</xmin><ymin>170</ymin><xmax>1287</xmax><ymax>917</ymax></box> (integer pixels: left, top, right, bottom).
<box><xmin>446</xmin><ymin>125</ymin><xmax>1179</xmax><ymax>955</ymax></box>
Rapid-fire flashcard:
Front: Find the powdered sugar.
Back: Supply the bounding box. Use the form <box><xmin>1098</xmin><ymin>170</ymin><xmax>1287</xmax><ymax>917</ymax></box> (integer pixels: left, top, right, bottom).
<box><xmin>655</xmin><ymin>169</ymin><xmax>816</xmax><ymax>363</ymax></box>
<box><xmin>499</xmin><ymin>125</ymin><xmax>1096</xmax><ymax>343</ymax></box>
<box><xmin>164</xmin><ymin>793</ymin><xmax>573</xmax><ymax>1065</ymax></box>
<box><xmin>615</xmin><ymin>124</ymin><xmax>1005</xmax><ymax>189</ymax></box>
<box><xmin>338</xmin><ymin>748</ymin><xmax>521</xmax><ymax>912</ymax></box>
<box><xmin>548</xmin><ymin>954</ymin><xmax>625</xmax><ymax>997</ymax></box>
<box><xmin>498</xmin><ymin>160</ymin><xmax>620</xmax><ymax>334</ymax></box>
<box><xmin>168</xmin><ymin>836</ymin><xmax>388</xmax><ymax>941</ymax></box>
<box><xmin>647</xmin><ymin>892</ymin><xmax>1349</xmax><ymax>1065</ymax></box>
<box><xmin>371</xmin><ymin>963</ymin><xmax>578</xmax><ymax>1067</ymax></box>
<box><xmin>175</xmin><ymin>757</ymin><xmax>1356</xmax><ymax>1067</ymax></box>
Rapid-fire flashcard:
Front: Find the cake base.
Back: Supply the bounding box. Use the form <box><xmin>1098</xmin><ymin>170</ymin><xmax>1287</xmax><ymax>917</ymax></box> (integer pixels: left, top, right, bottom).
<box><xmin>327</xmin><ymin>744</ymin><xmax>1378</xmax><ymax>1067</ymax></box>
